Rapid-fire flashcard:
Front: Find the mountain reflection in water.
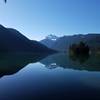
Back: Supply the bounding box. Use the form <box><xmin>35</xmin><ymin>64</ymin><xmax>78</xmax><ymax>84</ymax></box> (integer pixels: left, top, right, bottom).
<box><xmin>0</xmin><ymin>52</ymin><xmax>50</xmax><ymax>77</ymax></box>
<box><xmin>41</xmin><ymin>53</ymin><xmax>100</xmax><ymax>71</ymax></box>
<box><xmin>0</xmin><ymin>52</ymin><xmax>100</xmax><ymax>77</ymax></box>
<box><xmin>0</xmin><ymin>52</ymin><xmax>100</xmax><ymax>100</ymax></box>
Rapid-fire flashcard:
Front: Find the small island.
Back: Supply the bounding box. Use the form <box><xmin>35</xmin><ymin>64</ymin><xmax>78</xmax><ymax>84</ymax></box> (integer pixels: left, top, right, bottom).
<box><xmin>69</xmin><ymin>42</ymin><xmax>90</xmax><ymax>55</ymax></box>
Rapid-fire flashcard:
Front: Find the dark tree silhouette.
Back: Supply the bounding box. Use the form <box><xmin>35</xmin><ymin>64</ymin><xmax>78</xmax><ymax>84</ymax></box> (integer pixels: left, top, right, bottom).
<box><xmin>69</xmin><ymin>42</ymin><xmax>90</xmax><ymax>63</ymax></box>
<box><xmin>69</xmin><ymin>41</ymin><xmax>90</xmax><ymax>55</ymax></box>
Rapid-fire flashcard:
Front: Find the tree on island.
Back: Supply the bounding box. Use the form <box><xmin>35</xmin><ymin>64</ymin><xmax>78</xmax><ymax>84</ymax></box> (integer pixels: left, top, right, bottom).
<box><xmin>69</xmin><ymin>42</ymin><xmax>90</xmax><ymax>63</ymax></box>
<box><xmin>69</xmin><ymin>41</ymin><xmax>90</xmax><ymax>55</ymax></box>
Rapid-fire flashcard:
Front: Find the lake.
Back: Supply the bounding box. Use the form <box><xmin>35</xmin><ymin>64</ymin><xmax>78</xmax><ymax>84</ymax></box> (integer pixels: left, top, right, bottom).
<box><xmin>0</xmin><ymin>53</ymin><xmax>100</xmax><ymax>100</ymax></box>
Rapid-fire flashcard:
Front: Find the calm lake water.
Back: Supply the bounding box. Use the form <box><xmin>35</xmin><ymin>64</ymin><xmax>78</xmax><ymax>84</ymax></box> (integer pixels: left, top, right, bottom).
<box><xmin>0</xmin><ymin>53</ymin><xmax>100</xmax><ymax>100</ymax></box>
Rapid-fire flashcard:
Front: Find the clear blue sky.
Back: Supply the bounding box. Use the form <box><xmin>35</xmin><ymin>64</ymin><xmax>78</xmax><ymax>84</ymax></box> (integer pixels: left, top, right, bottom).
<box><xmin>0</xmin><ymin>0</ymin><xmax>100</xmax><ymax>40</ymax></box>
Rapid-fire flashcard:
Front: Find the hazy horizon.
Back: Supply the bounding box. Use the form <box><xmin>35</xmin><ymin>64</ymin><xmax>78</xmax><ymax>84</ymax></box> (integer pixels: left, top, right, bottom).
<box><xmin>0</xmin><ymin>0</ymin><xmax>100</xmax><ymax>40</ymax></box>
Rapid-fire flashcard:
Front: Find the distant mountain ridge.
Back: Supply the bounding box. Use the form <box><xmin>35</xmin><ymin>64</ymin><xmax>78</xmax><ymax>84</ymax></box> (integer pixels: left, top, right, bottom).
<box><xmin>40</xmin><ymin>34</ymin><xmax>100</xmax><ymax>52</ymax></box>
<box><xmin>0</xmin><ymin>25</ymin><xmax>55</xmax><ymax>53</ymax></box>
<box><xmin>41</xmin><ymin>34</ymin><xmax>58</xmax><ymax>48</ymax></box>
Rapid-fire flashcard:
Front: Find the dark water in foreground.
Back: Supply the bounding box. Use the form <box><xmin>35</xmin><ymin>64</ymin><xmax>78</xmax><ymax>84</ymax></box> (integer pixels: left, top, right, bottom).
<box><xmin>0</xmin><ymin>53</ymin><xmax>100</xmax><ymax>100</ymax></box>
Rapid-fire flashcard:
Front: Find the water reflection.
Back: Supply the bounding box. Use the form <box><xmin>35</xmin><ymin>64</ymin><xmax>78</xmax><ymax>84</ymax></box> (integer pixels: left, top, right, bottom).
<box><xmin>0</xmin><ymin>52</ymin><xmax>100</xmax><ymax>78</ymax></box>
<box><xmin>69</xmin><ymin>52</ymin><xmax>90</xmax><ymax>64</ymax></box>
<box><xmin>0</xmin><ymin>52</ymin><xmax>49</xmax><ymax>77</ymax></box>
<box><xmin>0</xmin><ymin>52</ymin><xmax>100</xmax><ymax>100</ymax></box>
<box><xmin>41</xmin><ymin>53</ymin><xmax>100</xmax><ymax>71</ymax></box>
